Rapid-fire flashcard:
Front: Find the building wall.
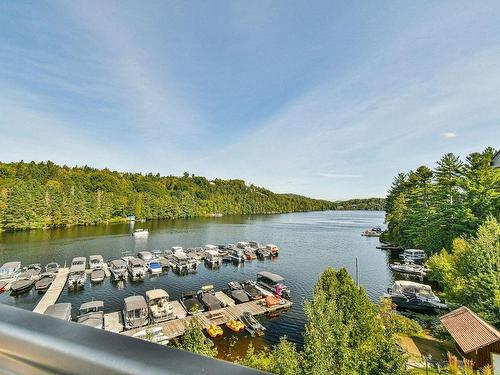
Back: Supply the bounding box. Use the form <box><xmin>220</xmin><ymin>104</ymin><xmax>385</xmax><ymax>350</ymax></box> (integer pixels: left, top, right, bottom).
<box><xmin>463</xmin><ymin>341</ymin><xmax>500</xmax><ymax>369</ymax></box>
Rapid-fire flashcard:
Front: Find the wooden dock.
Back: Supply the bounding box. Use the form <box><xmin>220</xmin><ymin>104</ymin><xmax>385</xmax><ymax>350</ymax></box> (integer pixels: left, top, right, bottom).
<box><xmin>120</xmin><ymin>292</ymin><xmax>292</xmax><ymax>340</ymax></box>
<box><xmin>33</xmin><ymin>268</ymin><xmax>69</xmax><ymax>314</ymax></box>
<box><xmin>104</xmin><ymin>311</ymin><xmax>124</xmax><ymax>333</ymax></box>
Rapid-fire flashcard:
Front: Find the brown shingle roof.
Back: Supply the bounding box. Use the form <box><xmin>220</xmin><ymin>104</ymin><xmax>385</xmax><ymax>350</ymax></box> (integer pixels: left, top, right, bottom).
<box><xmin>440</xmin><ymin>306</ymin><xmax>500</xmax><ymax>353</ymax></box>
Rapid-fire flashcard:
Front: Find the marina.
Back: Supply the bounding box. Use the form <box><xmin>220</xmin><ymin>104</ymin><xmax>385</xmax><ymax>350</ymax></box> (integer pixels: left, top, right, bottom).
<box><xmin>33</xmin><ymin>268</ymin><xmax>69</xmax><ymax>314</ymax></box>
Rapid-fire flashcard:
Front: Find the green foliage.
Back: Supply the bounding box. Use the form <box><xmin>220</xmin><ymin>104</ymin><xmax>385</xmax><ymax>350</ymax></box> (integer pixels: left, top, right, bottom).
<box><xmin>333</xmin><ymin>197</ymin><xmax>385</xmax><ymax>211</ymax></box>
<box><xmin>239</xmin><ymin>343</ymin><xmax>272</xmax><ymax>372</ymax></box>
<box><xmin>379</xmin><ymin>298</ymin><xmax>423</xmax><ymax>337</ymax></box>
<box><xmin>176</xmin><ymin>318</ymin><xmax>217</xmax><ymax>357</ymax></box>
<box><xmin>427</xmin><ymin>218</ymin><xmax>500</xmax><ymax>327</ymax></box>
<box><xmin>269</xmin><ymin>337</ymin><xmax>301</xmax><ymax>375</ymax></box>
<box><xmin>384</xmin><ymin>147</ymin><xmax>499</xmax><ymax>253</ymax></box>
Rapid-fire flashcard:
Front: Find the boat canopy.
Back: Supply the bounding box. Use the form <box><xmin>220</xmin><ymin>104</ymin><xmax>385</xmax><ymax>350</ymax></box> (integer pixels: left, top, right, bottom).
<box><xmin>80</xmin><ymin>301</ymin><xmax>104</xmax><ymax>311</ymax></box>
<box><xmin>146</xmin><ymin>289</ymin><xmax>168</xmax><ymax>301</ymax></box>
<box><xmin>44</xmin><ymin>303</ymin><xmax>72</xmax><ymax>321</ymax></box>
<box><xmin>393</xmin><ymin>281</ymin><xmax>433</xmax><ymax>294</ymax></box>
<box><xmin>124</xmin><ymin>296</ymin><xmax>147</xmax><ymax>311</ymax></box>
<box><xmin>205</xmin><ymin>244</ymin><xmax>218</xmax><ymax>250</ymax></box>
<box><xmin>110</xmin><ymin>259</ymin><xmax>127</xmax><ymax>268</ymax></box>
<box><xmin>205</xmin><ymin>249</ymin><xmax>219</xmax><ymax>257</ymax></box>
<box><xmin>173</xmin><ymin>253</ymin><xmax>188</xmax><ymax>261</ymax></box>
<box><xmin>404</xmin><ymin>249</ymin><xmax>425</xmax><ymax>254</ymax></box>
<box><xmin>257</xmin><ymin>271</ymin><xmax>284</xmax><ymax>283</ymax></box>
<box><xmin>129</xmin><ymin>258</ymin><xmax>144</xmax><ymax>267</ymax></box>
<box><xmin>138</xmin><ymin>251</ymin><xmax>153</xmax><ymax>258</ymax></box>
<box><xmin>89</xmin><ymin>255</ymin><xmax>103</xmax><ymax>262</ymax></box>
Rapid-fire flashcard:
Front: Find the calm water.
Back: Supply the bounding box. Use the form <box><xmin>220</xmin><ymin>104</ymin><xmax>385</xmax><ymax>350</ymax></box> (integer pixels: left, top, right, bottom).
<box><xmin>0</xmin><ymin>210</ymin><xmax>394</xmax><ymax>352</ymax></box>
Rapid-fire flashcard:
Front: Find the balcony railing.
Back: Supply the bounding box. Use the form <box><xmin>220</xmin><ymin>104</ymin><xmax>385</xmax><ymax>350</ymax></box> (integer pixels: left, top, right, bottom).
<box><xmin>0</xmin><ymin>304</ymin><xmax>266</xmax><ymax>374</ymax></box>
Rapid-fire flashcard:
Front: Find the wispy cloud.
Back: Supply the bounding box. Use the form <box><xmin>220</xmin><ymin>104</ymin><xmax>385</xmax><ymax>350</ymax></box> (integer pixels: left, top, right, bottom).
<box><xmin>442</xmin><ymin>132</ymin><xmax>457</xmax><ymax>138</ymax></box>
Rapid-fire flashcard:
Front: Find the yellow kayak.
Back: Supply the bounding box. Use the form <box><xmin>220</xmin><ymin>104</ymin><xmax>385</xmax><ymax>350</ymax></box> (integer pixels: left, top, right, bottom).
<box><xmin>207</xmin><ymin>324</ymin><xmax>223</xmax><ymax>338</ymax></box>
<box><xmin>226</xmin><ymin>319</ymin><xmax>245</xmax><ymax>332</ymax></box>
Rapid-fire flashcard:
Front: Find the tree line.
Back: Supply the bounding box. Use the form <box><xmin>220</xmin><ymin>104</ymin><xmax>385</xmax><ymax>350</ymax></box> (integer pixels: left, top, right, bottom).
<box><xmin>0</xmin><ymin>161</ymin><xmax>383</xmax><ymax>231</ymax></box>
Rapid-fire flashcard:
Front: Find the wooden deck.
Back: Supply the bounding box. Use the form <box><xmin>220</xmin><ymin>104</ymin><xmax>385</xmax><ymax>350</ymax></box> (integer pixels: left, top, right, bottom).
<box><xmin>33</xmin><ymin>268</ymin><xmax>69</xmax><ymax>314</ymax></box>
<box><xmin>120</xmin><ymin>294</ymin><xmax>292</xmax><ymax>340</ymax></box>
<box><xmin>104</xmin><ymin>311</ymin><xmax>124</xmax><ymax>333</ymax></box>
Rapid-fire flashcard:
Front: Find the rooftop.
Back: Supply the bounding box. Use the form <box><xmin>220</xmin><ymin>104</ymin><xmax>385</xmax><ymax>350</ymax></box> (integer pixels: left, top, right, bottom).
<box><xmin>440</xmin><ymin>306</ymin><xmax>500</xmax><ymax>353</ymax></box>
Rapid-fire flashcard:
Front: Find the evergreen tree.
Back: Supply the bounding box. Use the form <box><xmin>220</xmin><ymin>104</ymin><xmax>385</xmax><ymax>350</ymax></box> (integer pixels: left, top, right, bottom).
<box><xmin>176</xmin><ymin>318</ymin><xmax>217</xmax><ymax>357</ymax></box>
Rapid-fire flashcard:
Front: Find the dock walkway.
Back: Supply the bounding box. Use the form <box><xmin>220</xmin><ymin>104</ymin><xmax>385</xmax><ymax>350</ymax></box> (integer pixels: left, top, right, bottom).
<box><xmin>33</xmin><ymin>268</ymin><xmax>69</xmax><ymax>314</ymax></box>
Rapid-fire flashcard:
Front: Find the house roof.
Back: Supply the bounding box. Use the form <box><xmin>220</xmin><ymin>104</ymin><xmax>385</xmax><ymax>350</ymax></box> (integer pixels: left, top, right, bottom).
<box><xmin>440</xmin><ymin>306</ymin><xmax>500</xmax><ymax>353</ymax></box>
<box><xmin>492</xmin><ymin>150</ymin><xmax>500</xmax><ymax>168</ymax></box>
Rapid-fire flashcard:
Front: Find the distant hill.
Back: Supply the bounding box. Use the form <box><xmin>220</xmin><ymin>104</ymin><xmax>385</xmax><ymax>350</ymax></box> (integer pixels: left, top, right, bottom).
<box><xmin>0</xmin><ymin>161</ymin><xmax>383</xmax><ymax>230</ymax></box>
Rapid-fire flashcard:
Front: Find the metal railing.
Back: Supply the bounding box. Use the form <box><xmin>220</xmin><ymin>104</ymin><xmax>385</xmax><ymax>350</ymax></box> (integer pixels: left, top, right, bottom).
<box><xmin>0</xmin><ymin>304</ymin><xmax>266</xmax><ymax>374</ymax></box>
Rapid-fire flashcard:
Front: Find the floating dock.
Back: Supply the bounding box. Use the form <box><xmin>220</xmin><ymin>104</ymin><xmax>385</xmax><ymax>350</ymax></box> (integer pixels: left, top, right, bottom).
<box><xmin>119</xmin><ymin>286</ymin><xmax>292</xmax><ymax>340</ymax></box>
<box><xmin>33</xmin><ymin>268</ymin><xmax>69</xmax><ymax>314</ymax></box>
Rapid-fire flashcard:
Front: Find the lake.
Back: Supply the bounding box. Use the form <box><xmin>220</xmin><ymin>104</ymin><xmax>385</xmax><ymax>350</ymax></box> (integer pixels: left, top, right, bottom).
<box><xmin>0</xmin><ymin>210</ymin><xmax>394</xmax><ymax>354</ymax></box>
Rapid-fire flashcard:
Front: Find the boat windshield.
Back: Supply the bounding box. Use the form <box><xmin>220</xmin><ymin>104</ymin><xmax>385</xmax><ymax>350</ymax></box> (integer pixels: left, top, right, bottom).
<box><xmin>128</xmin><ymin>308</ymin><xmax>146</xmax><ymax>319</ymax></box>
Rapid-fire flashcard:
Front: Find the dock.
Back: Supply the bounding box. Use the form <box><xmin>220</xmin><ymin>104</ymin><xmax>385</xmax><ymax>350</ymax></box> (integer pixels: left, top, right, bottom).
<box><xmin>104</xmin><ymin>311</ymin><xmax>124</xmax><ymax>333</ymax></box>
<box><xmin>33</xmin><ymin>268</ymin><xmax>69</xmax><ymax>314</ymax></box>
<box><xmin>119</xmin><ymin>290</ymin><xmax>292</xmax><ymax>340</ymax></box>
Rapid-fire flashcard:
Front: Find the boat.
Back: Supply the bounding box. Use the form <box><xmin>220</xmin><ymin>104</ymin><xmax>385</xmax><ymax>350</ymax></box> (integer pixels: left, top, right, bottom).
<box><xmin>244</xmin><ymin>249</ymin><xmax>257</xmax><ymax>260</ymax></box>
<box><xmin>44</xmin><ymin>303</ymin><xmax>72</xmax><ymax>321</ymax></box>
<box><xmin>240</xmin><ymin>312</ymin><xmax>266</xmax><ymax>336</ymax></box>
<box><xmin>399</xmin><ymin>249</ymin><xmax>427</xmax><ymax>263</ymax></box>
<box><xmin>242</xmin><ymin>281</ymin><xmax>263</xmax><ymax>300</ymax></box>
<box><xmin>389</xmin><ymin>261</ymin><xmax>429</xmax><ymax>276</ymax></box>
<box><xmin>226</xmin><ymin>319</ymin><xmax>245</xmax><ymax>332</ymax></box>
<box><xmin>265</xmin><ymin>295</ymin><xmax>286</xmax><ymax>307</ymax></box>
<box><xmin>227</xmin><ymin>282</ymin><xmax>250</xmax><ymax>304</ymax></box>
<box><xmin>35</xmin><ymin>273</ymin><xmax>56</xmax><ymax>291</ymax></box>
<box><xmin>91</xmin><ymin>268</ymin><xmax>105</xmax><ymax>283</ymax></box>
<box><xmin>146</xmin><ymin>260</ymin><xmax>162</xmax><ymax>274</ymax></box>
<box><xmin>10</xmin><ymin>277</ymin><xmax>34</xmax><ymax>294</ymax></box>
<box><xmin>249</xmin><ymin>241</ymin><xmax>262</xmax><ymax>249</ymax></box>
<box><xmin>121</xmin><ymin>251</ymin><xmax>135</xmax><ymax>264</ymax></box>
<box><xmin>20</xmin><ymin>264</ymin><xmax>42</xmax><ymax>279</ymax></box>
<box><xmin>171</xmin><ymin>246</ymin><xmax>184</xmax><ymax>254</ymax></box>
<box><xmin>45</xmin><ymin>262</ymin><xmax>59</xmax><ymax>273</ymax></box>
<box><xmin>146</xmin><ymin>289</ymin><xmax>175</xmax><ymax>323</ymax></box>
<box><xmin>256</xmin><ymin>271</ymin><xmax>290</xmax><ymax>299</ymax></box>
<box><xmin>170</xmin><ymin>252</ymin><xmax>189</xmax><ymax>272</ymax></box>
<box><xmin>127</xmin><ymin>258</ymin><xmax>145</xmax><ymax>280</ymax></box>
<box><xmin>151</xmin><ymin>250</ymin><xmax>163</xmax><ymax>259</ymax></box>
<box><xmin>180</xmin><ymin>292</ymin><xmax>205</xmax><ymax>315</ymax></box>
<box><xmin>123</xmin><ymin>295</ymin><xmax>149</xmax><ymax>329</ymax></box>
<box><xmin>68</xmin><ymin>257</ymin><xmax>87</xmax><ymax>289</ymax></box>
<box><xmin>227</xmin><ymin>248</ymin><xmax>245</xmax><ymax>263</ymax></box>
<box><xmin>198</xmin><ymin>285</ymin><xmax>224</xmax><ymax>311</ymax></box>
<box><xmin>204</xmin><ymin>249</ymin><xmax>222</xmax><ymax>267</ymax></box>
<box><xmin>77</xmin><ymin>301</ymin><xmax>104</xmax><ymax>329</ymax></box>
<box><xmin>133</xmin><ymin>229</ymin><xmax>149</xmax><ymax>238</ymax></box>
<box><xmin>206</xmin><ymin>324</ymin><xmax>223</xmax><ymax>338</ymax></box>
<box><xmin>186</xmin><ymin>254</ymin><xmax>200</xmax><ymax>270</ymax></box>
<box><xmin>0</xmin><ymin>280</ymin><xmax>8</xmax><ymax>293</ymax></box>
<box><xmin>109</xmin><ymin>259</ymin><xmax>127</xmax><ymax>281</ymax></box>
<box><xmin>256</xmin><ymin>247</ymin><xmax>271</xmax><ymax>258</ymax></box>
<box><xmin>237</xmin><ymin>241</ymin><xmax>250</xmax><ymax>249</ymax></box>
<box><xmin>385</xmin><ymin>281</ymin><xmax>449</xmax><ymax>312</ymax></box>
<box><xmin>265</xmin><ymin>244</ymin><xmax>279</xmax><ymax>256</ymax></box>
<box><xmin>137</xmin><ymin>251</ymin><xmax>154</xmax><ymax>262</ymax></box>
<box><xmin>89</xmin><ymin>255</ymin><xmax>104</xmax><ymax>270</ymax></box>
<box><xmin>0</xmin><ymin>261</ymin><xmax>21</xmax><ymax>279</ymax></box>
<box><xmin>361</xmin><ymin>227</ymin><xmax>383</xmax><ymax>237</ymax></box>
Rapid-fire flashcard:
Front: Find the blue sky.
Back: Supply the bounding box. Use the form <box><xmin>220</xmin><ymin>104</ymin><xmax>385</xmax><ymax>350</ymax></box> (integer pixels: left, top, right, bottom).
<box><xmin>0</xmin><ymin>1</ymin><xmax>499</xmax><ymax>200</ymax></box>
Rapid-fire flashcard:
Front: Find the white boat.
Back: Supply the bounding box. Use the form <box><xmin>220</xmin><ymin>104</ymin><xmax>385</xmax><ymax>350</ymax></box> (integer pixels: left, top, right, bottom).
<box><xmin>170</xmin><ymin>252</ymin><xmax>189</xmax><ymax>272</ymax></box>
<box><xmin>137</xmin><ymin>251</ymin><xmax>153</xmax><ymax>262</ymax></box>
<box><xmin>227</xmin><ymin>248</ymin><xmax>245</xmax><ymax>263</ymax></box>
<box><xmin>91</xmin><ymin>269</ymin><xmax>105</xmax><ymax>283</ymax></box>
<box><xmin>0</xmin><ymin>261</ymin><xmax>21</xmax><ymax>280</ymax></box>
<box><xmin>399</xmin><ymin>249</ymin><xmax>426</xmax><ymax>262</ymax></box>
<box><xmin>257</xmin><ymin>271</ymin><xmax>290</xmax><ymax>299</ymax></box>
<box><xmin>77</xmin><ymin>301</ymin><xmax>104</xmax><ymax>329</ymax></box>
<box><xmin>89</xmin><ymin>255</ymin><xmax>104</xmax><ymax>270</ymax></box>
<box><xmin>45</xmin><ymin>262</ymin><xmax>59</xmax><ymax>273</ymax></box>
<box><xmin>237</xmin><ymin>241</ymin><xmax>250</xmax><ymax>249</ymax></box>
<box><xmin>109</xmin><ymin>259</ymin><xmax>127</xmax><ymax>281</ymax></box>
<box><xmin>127</xmin><ymin>258</ymin><xmax>145</xmax><ymax>280</ymax></box>
<box><xmin>123</xmin><ymin>296</ymin><xmax>149</xmax><ymax>329</ymax></box>
<box><xmin>204</xmin><ymin>249</ymin><xmax>222</xmax><ymax>267</ymax></box>
<box><xmin>146</xmin><ymin>260</ymin><xmax>162</xmax><ymax>274</ymax></box>
<box><xmin>265</xmin><ymin>244</ymin><xmax>279</xmax><ymax>256</ymax></box>
<box><xmin>146</xmin><ymin>289</ymin><xmax>175</xmax><ymax>323</ymax></box>
<box><xmin>389</xmin><ymin>261</ymin><xmax>429</xmax><ymax>276</ymax></box>
<box><xmin>68</xmin><ymin>257</ymin><xmax>87</xmax><ymax>289</ymax></box>
<box><xmin>385</xmin><ymin>281</ymin><xmax>448</xmax><ymax>312</ymax></box>
<box><xmin>133</xmin><ymin>229</ymin><xmax>149</xmax><ymax>238</ymax></box>
<box><xmin>171</xmin><ymin>246</ymin><xmax>184</xmax><ymax>254</ymax></box>
<box><xmin>361</xmin><ymin>227</ymin><xmax>382</xmax><ymax>237</ymax></box>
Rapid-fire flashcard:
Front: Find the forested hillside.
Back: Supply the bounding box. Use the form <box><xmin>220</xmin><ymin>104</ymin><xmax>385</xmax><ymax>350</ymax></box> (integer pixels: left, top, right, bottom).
<box><xmin>384</xmin><ymin>147</ymin><xmax>499</xmax><ymax>252</ymax></box>
<box><xmin>334</xmin><ymin>197</ymin><xmax>385</xmax><ymax>211</ymax></box>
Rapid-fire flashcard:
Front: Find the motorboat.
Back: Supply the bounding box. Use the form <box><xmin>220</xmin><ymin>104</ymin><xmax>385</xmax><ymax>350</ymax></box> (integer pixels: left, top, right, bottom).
<box><xmin>10</xmin><ymin>277</ymin><xmax>34</xmax><ymax>294</ymax></box>
<box><xmin>133</xmin><ymin>229</ymin><xmax>149</xmax><ymax>238</ymax></box>
<box><xmin>35</xmin><ymin>273</ymin><xmax>56</xmax><ymax>291</ymax></box>
<box><xmin>127</xmin><ymin>258</ymin><xmax>145</xmax><ymax>280</ymax></box>
<box><xmin>137</xmin><ymin>251</ymin><xmax>154</xmax><ymax>262</ymax></box>
<box><xmin>170</xmin><ymin>252</ymin><xmax>189</xmax><ymax>272</ymax></box>
<box><xmin>227</xmin><ymin>282</ymin><xmax>250</xmax><ymax>304</ymax></box>
<box><xmin>44</xmin><ymin>303</ymin><xmax>72</xmax><ymax>321</ymax></box>
<box><xmin>0</xmin><ymin>280</ymin><xmax>8</xmax><ymax>293</ymax></box>
<box><xmin>20</xmin><ymin>264</ymin><xmax>42</xmax><ymax>279</ymax></box>
<box><xmin>0</xmin><ymin>261</ymin><xmax>21</xmax><ymax>279</ymax></box>
<box><xmin>242</xmin><ymin>281</ymin><xmax>263</xmax><ymax>300</ymax></box>
<box><xmin>198</xmin><ymin>285</ymin><xmax>224</xmax><ymax>311</ymax></box>
<box><xmin>77</xmin><ymin>301</ymin><xmax>104</xmax><ymax>329</ymax></box>
<box><xmin>89</xmin><ymin>255</ymin><xmax>104</xmax><ymax>270</ymax></box>
<box><xmin>240</xmin><ymin>312</ymin><xmax>265</xmax><ymax>336</ymax></box>
<box><xmin>257</xmin><ymin>271</ymin><xmax>290</xmax><ymax>299</ymax></box>
<box><xmin>68</xmin><ymin>257</ymin><xmax>87</xmax><ymax>289</ymax></box>
<box><xmin>265</xmin><ymin>244</ymin><xmax>279</xmax><ymax>256</ymax></box>
<box><xmin>186</xmin><ymin>254</ymin><xmax>200</xmax><ymax>270</ymax></box>
<box><xmin>361</xmin><ymin>227</ymin><xmax>383</xmax><ymax>237</ymax></box>
<box><xmin>45</xmin><ymin>262</ymin><xmax>59</xmax><ymax>273</ymax></box>
<box><xmin>249</xmin><ymin>241</ymin><xmax>262</xmax><ymax>249</ymax></box>
<box><xmin>180</xmin><ymin>292</ymin><xmax>204</xmax><ymax>315</ymax></box>
<box><xmin>399</xmin><ymin>249</ymin><xmax>427</xmax><ymax>263</ymax></box>
<box><xmin>256</xmin><ymin>248</ymin><xmax>271</xmax><ymax>258</ymax></box>
<box><xmin>109</xmin><ymin>259</ymin><xmax>127</xmax><ymax>281</ymax></box>
<box><xmin>123</xmin><ymin>295</ymin><xmax>149</xmax><ymax>329</ymax></box>
<box><xmin>385</xmin><ymin>281</ymin><xmax>449</xmax><ymax>312</ymax></box>
<box><xmin>244</xmin><ymin>249</ymin><xmax>257</xmax><ymax>260</ymax></box>
<box><xmin>204</xmin><ymin>249</ymin><xmax>222</xmax><ymax>267</ymax></box>
<box><xmin>389</xmin><ymin>261</ymin><xmax>429</xmax><ymax>277</ymax></box>
<box><xmin>227</xmin><ymin>248</ymin><xmax>245</xmax><ymax>263</ymax></box>
<box><xmin>151</xmin><ymin>250</ymin><xmax>163</xmax><ymax>259</ymax></box>
<box><xmin>237</xmin><ymin>241</ymin><xmax>250</xmax><ymax>249</ymax></box>
<box><xmin>146</xmin><ymin>260</ymin><xmax>162</xmax><ymax>274</ymax></box>
<box><xmin>171</xmin><ymin>246</ymin><xmax>184</xmax><ymax>254</ymax></box>
<box><xmin>91</xmin><ymin>268</ymin><xmax>105</xmax><ymax>283</ymax></box>
<box><xmin>146</xmin><ymin>289</ymin><xmax>175</xmax><ymax>323</ymax></box>
<box><xmin>121</xmin><ymin>251</ymin><xmax>135</xmax><ymax>264</ymax></box>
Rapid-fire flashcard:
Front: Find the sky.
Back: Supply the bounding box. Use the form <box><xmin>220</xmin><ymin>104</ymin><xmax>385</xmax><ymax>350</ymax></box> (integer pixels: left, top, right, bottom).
<box><xmin>0</xmin><ymin>1</ymin><xmax>499</xmax><ymax>200</ymax></box>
